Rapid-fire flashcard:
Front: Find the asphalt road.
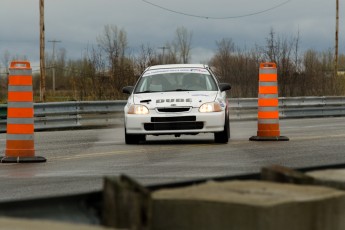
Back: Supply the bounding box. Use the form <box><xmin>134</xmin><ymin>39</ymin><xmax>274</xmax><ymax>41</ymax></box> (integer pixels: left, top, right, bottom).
<box><xmin>0</xmin><ymin>117</ymin><xmax>344</xmax><ymax>201</ymax></box>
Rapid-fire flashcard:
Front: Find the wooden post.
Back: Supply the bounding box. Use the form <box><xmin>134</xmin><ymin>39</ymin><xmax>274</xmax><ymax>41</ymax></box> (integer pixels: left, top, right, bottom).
<box><xmin>39</xmin><ymin>0</ymin><xmax>46</xmax><ymax>102</ymax></box>
<box><xmin>335</xmin><ymin>0</ymin><xmax>339</xmax><ymax>78</ymax></box>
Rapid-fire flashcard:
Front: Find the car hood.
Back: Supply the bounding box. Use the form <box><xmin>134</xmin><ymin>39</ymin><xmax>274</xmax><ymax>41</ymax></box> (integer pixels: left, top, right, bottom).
<box><xmin>132</xmin><ymin>91</ymin><xmax>218</xmax><ymax>109</ymax></box>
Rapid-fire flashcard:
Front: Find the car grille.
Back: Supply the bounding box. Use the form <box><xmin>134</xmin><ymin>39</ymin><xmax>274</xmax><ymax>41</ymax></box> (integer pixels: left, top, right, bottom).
<box><xmin>144</xmin><ymin>122</ymin><xmax>204</xmax><ymax>131</ymax></box>
<box><xmin>151</xmin><ymin>116</ymin><xmax>196</xmax><ymax>122</ymax></box>
<box><xmin>156</xmin><ymin>107</ymin><xmax>191</xmax><ymax>112</ymax></box>
<box><xmin>146</xmin><ymin>116</ymin><xmax>203</xmax><ymax>131</ymax></box>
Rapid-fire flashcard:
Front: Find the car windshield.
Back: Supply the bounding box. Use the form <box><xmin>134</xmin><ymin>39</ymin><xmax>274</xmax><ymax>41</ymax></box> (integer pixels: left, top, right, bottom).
<box><xmin>134</xmin><ymin>68</ymin><xmax>218</xmax><ymax>93</ymax></box>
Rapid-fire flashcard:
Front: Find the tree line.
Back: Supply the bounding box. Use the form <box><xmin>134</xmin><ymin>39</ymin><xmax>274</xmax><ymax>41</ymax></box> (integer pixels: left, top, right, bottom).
<box><xmin>210</xmin><ymin>29</ymin><xmax>345</xmax><ymax>98</ymax></box>
<box><xmin>0</xmin><ymin>25</ymin><xmax>345</xmax><ymax>101</ymax></box>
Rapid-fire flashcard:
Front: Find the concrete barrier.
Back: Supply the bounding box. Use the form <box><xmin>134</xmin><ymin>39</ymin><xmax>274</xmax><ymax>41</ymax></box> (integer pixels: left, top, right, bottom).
<box><xmin>307</xmin><ymin>169</ymin><xmax>345</xmax><ymax>191</ymax></box>
<box><xmin>0</xmin><ymin>217</ymin><xmax>113</xmax><ymax>230</ymax></box>
<box><xmin>2</xmin><ymin>167</ymin><xmax>345</xmax><ymax>230</ymax></box>
<box><xmin>152</xmin><ymin>180</ymin><xmax>345</xmax><ymax>230</ymax></box>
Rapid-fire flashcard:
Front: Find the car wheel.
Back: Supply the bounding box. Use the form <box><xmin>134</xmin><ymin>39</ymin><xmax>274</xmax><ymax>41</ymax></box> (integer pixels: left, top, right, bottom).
<box><xmin>125</xmin><ymin>129</ymin><xmax>146</xmax><ymax>144</ymax></box>
<box><xmin>214</xmin><ymin>114</ymin><xmax>230</xmax><ymax>143</ymax></box>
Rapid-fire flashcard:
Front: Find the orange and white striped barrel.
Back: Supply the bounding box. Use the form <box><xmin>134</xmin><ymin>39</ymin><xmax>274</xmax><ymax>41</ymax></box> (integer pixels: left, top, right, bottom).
<box><xmin>1</xmin><ymin>61</ymin><xmax>46</xmax><ymax>163</ymax></box>
<box><xmin>250</xmin><ymin>62</ymin><xmax>288</xmax><ymax>141</ymax></box>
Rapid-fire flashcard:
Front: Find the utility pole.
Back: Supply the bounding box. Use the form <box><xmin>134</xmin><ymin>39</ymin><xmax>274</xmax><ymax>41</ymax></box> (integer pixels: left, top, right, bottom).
<box><xmin>335</xmin><ymin>0</ymin><xmax>339</xmax><ymax>78</ymax></box>
<box><xmin>48</xmin><ymin>40</ymin><xmax>61</xmax><ymax>92</ymax></box>
<box><xmin>39</xmin><ymin>0</ymin><xmax>46</xmax><ymax>101</ymax></box>
<box><xmin>158</xmin><ymin>46</ymin><xmax>168</xmax><ymax>64</ymax></box>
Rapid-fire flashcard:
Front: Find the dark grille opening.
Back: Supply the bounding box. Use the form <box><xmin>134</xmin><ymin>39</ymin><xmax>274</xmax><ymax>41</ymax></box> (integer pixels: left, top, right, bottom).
<box><xmin>151</xmin><ymin>116</ymin><xmax>196</xmax><ymax>122</ymax></box>
<box><xmin>157</xmin><ymin>107</ymin><xmax>190</xmax><ymax>112</ymax></box>
<box><xmin>144</xmin><ymin>122</ymin><xmax>204</xmax><ymax>131</ymax></box>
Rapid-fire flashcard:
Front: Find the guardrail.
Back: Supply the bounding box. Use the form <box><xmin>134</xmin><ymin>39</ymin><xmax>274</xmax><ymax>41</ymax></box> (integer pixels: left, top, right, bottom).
<box><xmin>0</xmin><ymin>101</ymin><xmax>125</xmax><ymax>132</ymax></box>
<box><xmin>230</xmin><ymin>96</ymin><xmax>345</xmax><ymax>120</ymax></box>
<box><xmin>0</xmin><ymin>96</ymin><xmax>345</xmax><ymax>132</ymax></box>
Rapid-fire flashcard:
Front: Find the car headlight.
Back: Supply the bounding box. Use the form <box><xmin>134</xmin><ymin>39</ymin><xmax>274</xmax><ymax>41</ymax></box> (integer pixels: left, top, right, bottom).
<box><xmin>199</xmin><ymin>102</ymin><xmax>222</xmax><ymax>113</ymax></box>
<box><xmin>127</xmin><ymin>104</ymin><xmax>149</xmax><ymax>114</ymax></box>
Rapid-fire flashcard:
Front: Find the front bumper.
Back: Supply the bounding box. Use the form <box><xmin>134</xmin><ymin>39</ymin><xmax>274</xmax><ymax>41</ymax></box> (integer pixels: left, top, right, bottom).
<box><xmin>125</xmin><ymin>108</ymin><xmax>226</xmax><ymax>135</ymax></box>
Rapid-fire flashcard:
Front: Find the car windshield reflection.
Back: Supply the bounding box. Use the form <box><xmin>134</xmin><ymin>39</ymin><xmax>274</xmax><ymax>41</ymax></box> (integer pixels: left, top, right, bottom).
<box><xmin>134</xmin><ymin>71</ymin><xmax>218</xmax><ymax>93</ymax></box>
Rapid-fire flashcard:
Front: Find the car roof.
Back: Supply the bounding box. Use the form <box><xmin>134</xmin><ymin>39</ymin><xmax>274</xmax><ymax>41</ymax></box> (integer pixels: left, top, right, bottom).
<box><xmin>146</xmin><ymin>64</ymin><xmax>208</xmax><ymax>71</ymax></box>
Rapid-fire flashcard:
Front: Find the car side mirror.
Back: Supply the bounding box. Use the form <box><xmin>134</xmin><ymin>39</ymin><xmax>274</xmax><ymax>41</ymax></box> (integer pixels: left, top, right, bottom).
<box><xmin>122</xmin><ymin>86</ymin><xmax>134</xmax><ymax>94</ymax></box>
<box><xmin>219</xmin><ymin>83</ymin><xmax>231</xmax><ymax>92</ymax></box>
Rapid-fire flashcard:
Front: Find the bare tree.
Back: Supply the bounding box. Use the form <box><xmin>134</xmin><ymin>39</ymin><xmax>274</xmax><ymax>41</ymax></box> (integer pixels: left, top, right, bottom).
<box><xmin>210</xmin><ymin>38</ymin><xmax>259</xmax><ymax>97</ymax></box>
<box><xmin>173</xmin><ymin>27</ymin><xmax>193</xmax><ymax>64</ymax></box>
<box><xmin>97</xmin><ymin>25</ymin><xmax>128</xmax><ymax>64</ymax></box>
<box><xmin>210</xmin><ymin>38</ymin><xmax>235</xmax><ymax>82</ymax></box>
<box><xmin>97</xmin><ymin>24</ymin><xmax>132</xmax><ymax>97</ymax></box>
<box><xmin>135</xmin><ymin>44</ymin><xmax>157</xmax><ymax>74</ymax></box>
<box><xmin>265</xmin><ymin>28</ymin><xmax>277</xmax><ymax>62</ymax></box>
<box><xmin>303</xmin><ymin>49</ymin><xmax>323</xmax><ymax>96</ymax></box>
<box><xmin>289</xmin><ymin>29</ymin><xmax>302</xmax><ymax>96</ymax></box>
<box><xmin>264</xmin><ymin>28</ymin><xmax>301</xmax><ymax>96</ymax></box>
<box><xmin>321</xmin><ymin>49</ymin><xmax>338</xmax><ymax>95</ymax></box>
<box><xmin>2</xmin><ymin>50</ymin><xmax>10</xmax><ymax>72</ymax></box>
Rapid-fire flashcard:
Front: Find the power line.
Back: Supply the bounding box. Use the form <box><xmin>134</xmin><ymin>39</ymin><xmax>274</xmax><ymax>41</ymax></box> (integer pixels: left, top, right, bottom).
<box><xmin>141</xmin><ymin>0</ymin><xmax>291</xmax><ymax>19</ymax></box>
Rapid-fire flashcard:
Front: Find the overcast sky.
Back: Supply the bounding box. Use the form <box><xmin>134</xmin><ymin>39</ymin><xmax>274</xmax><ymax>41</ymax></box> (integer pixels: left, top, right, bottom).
<box><xmin>0</xmin><ymin>0</ymin><xmax>341</xmax><ymax>71</ymax></box>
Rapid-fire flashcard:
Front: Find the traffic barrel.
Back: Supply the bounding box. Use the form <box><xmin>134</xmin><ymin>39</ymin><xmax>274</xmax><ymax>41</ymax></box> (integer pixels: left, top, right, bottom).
<box><xmin>249</xmin><ymin>62</ymin><xmax>289</xmax><ymax>141</ymax></box>
<box><xmin>0</xmin><ymin>61</ymin><xmax>46</xmax><ymax>163</ymax></box>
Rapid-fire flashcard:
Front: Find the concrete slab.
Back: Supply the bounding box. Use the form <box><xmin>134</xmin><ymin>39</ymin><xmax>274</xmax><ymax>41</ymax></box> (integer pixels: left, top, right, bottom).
<box><xmin>307</xmin><ymin>169</ymin><xmax>345</xmax><ymax>190</ymax></box>
<box><xmin>152</xmin><ymin>180</ymin><xmax>345</xmax><ymax>230</ymax></box>
<box><xmin>0</xmin><ymin>217</ymin><xmax>113</xmax><ymax>230</ymax></box>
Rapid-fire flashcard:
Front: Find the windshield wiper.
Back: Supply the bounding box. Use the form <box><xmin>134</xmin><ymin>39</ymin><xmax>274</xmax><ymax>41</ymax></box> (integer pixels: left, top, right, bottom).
<box><xmin>136</xmin><ymin>90</ymin><xmax>161</xmax><ymax>94</ymax></box>
<box><xmin>166</xmin><ymin>89</ymin><xmax>195</xmax><ymax>92</ymax></box>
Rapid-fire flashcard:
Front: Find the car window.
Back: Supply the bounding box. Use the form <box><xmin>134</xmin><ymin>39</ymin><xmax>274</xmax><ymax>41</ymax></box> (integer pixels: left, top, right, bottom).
<box><xmin>134</xmin><ymin>68</ymin><xmax>218</xmax><ymax>93</ymax></box>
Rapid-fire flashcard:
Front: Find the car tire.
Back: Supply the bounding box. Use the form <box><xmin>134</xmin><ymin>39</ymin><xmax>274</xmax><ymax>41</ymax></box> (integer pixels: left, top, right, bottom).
<box><xmin>125</xmin><ymin>129</ymin><xmax>146</xmax><ymax>144</ymax></box>
<box><xmin>214</xmin><ymin>114</ymin><xmax>230</xmax><ymax>143</ymax></box>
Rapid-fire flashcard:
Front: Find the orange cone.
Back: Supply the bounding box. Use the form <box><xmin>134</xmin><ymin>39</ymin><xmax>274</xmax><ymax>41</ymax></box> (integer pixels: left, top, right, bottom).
<box><xmin>250</xmin><ymin>63</ymin><xmax>289</xmax><ymax>141</ymax></box>
<box><xmin>1</xmin><ymin>61</ymin><xmax>46</xmax><ymax>163</ymax></box>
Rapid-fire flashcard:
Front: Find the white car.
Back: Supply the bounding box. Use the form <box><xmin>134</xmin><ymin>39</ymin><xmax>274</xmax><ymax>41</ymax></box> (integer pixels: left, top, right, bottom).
<box><xmin>122</xmin><ymin>64</ymin><xmax>231</xmax><ymax>144</ymax></box>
